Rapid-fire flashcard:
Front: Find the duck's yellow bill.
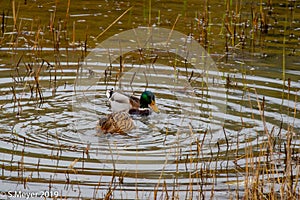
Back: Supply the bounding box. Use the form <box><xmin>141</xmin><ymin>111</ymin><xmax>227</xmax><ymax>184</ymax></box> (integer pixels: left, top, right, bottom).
<box><xmin>150</xmin><ymin>100</ymin><xmax>159</xmax><ymax>113</ymax></box>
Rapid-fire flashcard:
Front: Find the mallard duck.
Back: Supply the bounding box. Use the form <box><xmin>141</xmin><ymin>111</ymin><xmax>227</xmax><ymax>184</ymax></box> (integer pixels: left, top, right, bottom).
<box><xmin>96</xmin><ymin>111</ymin><xmax>135</xmax><ymax>134</ymax></box>
<box><xmin>106</xmin><ymin>89</ymin><xmax>159</xmax><ymax>115</ymax></box>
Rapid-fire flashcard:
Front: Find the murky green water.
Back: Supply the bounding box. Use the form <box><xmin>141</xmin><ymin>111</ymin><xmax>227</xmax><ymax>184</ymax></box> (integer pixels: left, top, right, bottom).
<box><xmin>0</xmin><ymin>0</ymin><xmax>299</xmax><ymax>199</ymax></box>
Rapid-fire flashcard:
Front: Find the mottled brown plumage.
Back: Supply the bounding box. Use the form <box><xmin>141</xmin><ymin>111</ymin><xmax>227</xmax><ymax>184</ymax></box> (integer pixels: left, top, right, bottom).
<box><xmin>96</xmin><ymin>112</ymin><xmax>135</xmax><ymax>134</ymax></box>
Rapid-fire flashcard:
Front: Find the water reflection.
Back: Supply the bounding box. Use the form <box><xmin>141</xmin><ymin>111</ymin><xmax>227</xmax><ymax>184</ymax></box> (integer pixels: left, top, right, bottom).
<box><xmin>0</xmin><ymin>0</ymin><xmax>299</xmax><ymax>199</ymax></box>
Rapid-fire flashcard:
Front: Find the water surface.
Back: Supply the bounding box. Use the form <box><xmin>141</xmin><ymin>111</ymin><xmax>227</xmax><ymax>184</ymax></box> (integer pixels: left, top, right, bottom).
<box><xmin>0</xmin><ymin>0</ymin><xmax>299</xmax><ymax>199</ymax></box>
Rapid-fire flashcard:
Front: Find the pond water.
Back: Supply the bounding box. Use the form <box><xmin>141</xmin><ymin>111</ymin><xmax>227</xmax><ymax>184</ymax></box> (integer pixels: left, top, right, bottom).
<box><xmin>0</xmin><ymin>0</ymin><xmax>299</xmax><ymax>199</ymax></box>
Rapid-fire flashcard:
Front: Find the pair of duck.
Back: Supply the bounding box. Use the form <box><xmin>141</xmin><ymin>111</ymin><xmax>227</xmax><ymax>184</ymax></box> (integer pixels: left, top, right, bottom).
<box><xmin>97</xmin><ymin>89</ymin><xmax>159</xmax><ymax>134</ymax></box>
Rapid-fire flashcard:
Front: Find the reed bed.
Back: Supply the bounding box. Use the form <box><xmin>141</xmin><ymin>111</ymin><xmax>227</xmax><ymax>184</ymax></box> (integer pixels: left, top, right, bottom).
<box><xmin>1</xmin><ymin>0</ymin><xmax>299</xmax><ymax>199</ymax></box>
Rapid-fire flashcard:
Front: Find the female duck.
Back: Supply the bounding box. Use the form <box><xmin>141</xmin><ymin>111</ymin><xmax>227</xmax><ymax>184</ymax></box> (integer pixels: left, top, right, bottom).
<box><xmin>106</xmin><ymin>89</ymin><xmax>159</xmax><ymax>115</ymax></box>
<box><xmin>97</xmin><ymin>111</ymin><xmax>135</xmax><ymax>134</ymax></box>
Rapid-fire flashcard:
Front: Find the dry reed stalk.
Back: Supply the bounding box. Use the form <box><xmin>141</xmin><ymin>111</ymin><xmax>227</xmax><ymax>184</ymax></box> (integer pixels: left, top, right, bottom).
<box><xmin>95</xmin><ymin>6</ymin><xmax>133</xmax><ymax>41</ymax></box>
<box><xmin>14</xmin><ymin>55</ymin><xmax>23</xmax><ymax>82</ymax></box>
<box><xmin>244</xmin><ymin>137</ymin><xmax>251</xmax><ymax>199</ymax></box>
<box><xmin>84</xmin><ymin>32</ymin><xmax>88</xmax><ymax>56</ymax></box>
<box><xmin>153</xmin><ymin>150</ymin><xmax>173</xmax><ymax>200</ymax></box>
<box><xmin>65</xmin><ymin>171</ymin><xmax>70</xmax><ymax>185</ymax></box>
<box><xmin>1</xmin><ymin>11</ymin><xmax>5</xmax><ymax>36</ymax></box>
<box><xmin>285</xmin><ymin>130</ymin><xmax>293</xmax><ymax>198</ymax></box>
<box><xmin>34</xmin><ymin>26</ymin><xmax>41</xmax><ymax>51</ymax></box>
<box><xmin>64</xmin><ymin>0</ymin><xmax>71</xmax><ymax>29</ymax></box>
<box><xmin>148</xmin><ymin>0</ymin><xmax>151</xmax><ymax>26</ymax></box>
<box><xmin>20</xmin><ymin>148</ymin><xmax>25</xmax><ymax>178</ymax></box>
<box><xmin>166</xmin><ymin>14</ymin><xmax>181</xmax><ymax>45</ymax></box>
<box><xmin>186</xmin><ymin>140</ymin><xmax>194</xmax><ymax>198</ymax></box>
<box><xmin>162</xmin><ymin>180</ymin><xmax>169</xmax><ymax>199</ymax></box>
<box><xmin>143</xmin><ymin>71</ymin><xmax>148</xmax><ymax>89</ymax></box>
<box><xmin>49</xmin><ymin>13</ymin><xmax>54</xmax><ymax>32</ymax></box>
<box><xmin>48</xmin><ymin>175</ymin><xmax>53</xmax><ymax>194</ymax></box>
<box><xmin>224</xmin><ymin>0</ymin><xmax>233</xmax><ymax>44</ymax></box>
<box><xmin>72</xmin><ymin>21</ymin><xmax>75</xmax><ymax>45</ymax></box>
<box><xmin>12</xmin><ymin>0</ymin><xmax>17</xmax><ymax>29</ymax></box>
<box><xmin>81</xmin><ymin>150</ymin><xmax>85</xmax><ymax>172</ymax></box>
<box><xmin>50</xmin><ymin>3</ymin><xmax>57</xmax><ymax>33</ymax></box>
<box><xmin>10</xmin><ymin>85</ymin><xmax>21</xmax><ymax>115</ymax></box>
<box><xmin>104</xmin><ymin>168</ymin><xmax>119</xmax><ymax>200</ymax></box>
<box><xmin>201</xmin><ymin>0</ymin><xmax>209</xmax><ymax>48</ymax></box>
<box><xmin>37</xmin><ymin>158</ymin><xmax>40</xmax><ymax>177</ymax></box>
<box><xmin>34</xmin><ymin>61</ymin><xmax>43</xmax><ymax>103</ymax></box>
<box><xmin>129</xmin><ymin>71</ymin><xmax>136</xmax><ymax>89</ymax></box>
<box><xmin>93</xmin><ymin>176</ymin><xmax>102</xmax><ymax>199</ymax></box>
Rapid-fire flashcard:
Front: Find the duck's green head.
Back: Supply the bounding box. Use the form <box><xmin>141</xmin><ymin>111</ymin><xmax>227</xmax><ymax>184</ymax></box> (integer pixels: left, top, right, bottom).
<box><xmin>140</xmin><ymin>91</ymin><xmax>159</xmax><ymax>113</ymax></box>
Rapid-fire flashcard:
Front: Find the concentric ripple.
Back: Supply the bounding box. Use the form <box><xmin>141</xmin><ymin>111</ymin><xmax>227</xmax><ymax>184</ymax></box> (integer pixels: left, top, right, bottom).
<box><xmin>0</xmin><ymin>20</ymin><xmax>299</xmax><ymax>200</ymax></box>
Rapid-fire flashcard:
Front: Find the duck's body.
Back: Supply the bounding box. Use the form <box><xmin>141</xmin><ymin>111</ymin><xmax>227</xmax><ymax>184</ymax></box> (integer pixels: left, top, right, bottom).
<box><xmin>97</xmin><ymin>111</ymin><xmax>135</xmax><ymax>134</ymax></box>
<box><xmin>106</xmin><ymin>89</ymin><xmax>140</xmax><ymax>113</ymax></box>
<box><xmin>106</xmin><ymin>89</ymin><xmax>159</xmax><ymax>115</ymax></box>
